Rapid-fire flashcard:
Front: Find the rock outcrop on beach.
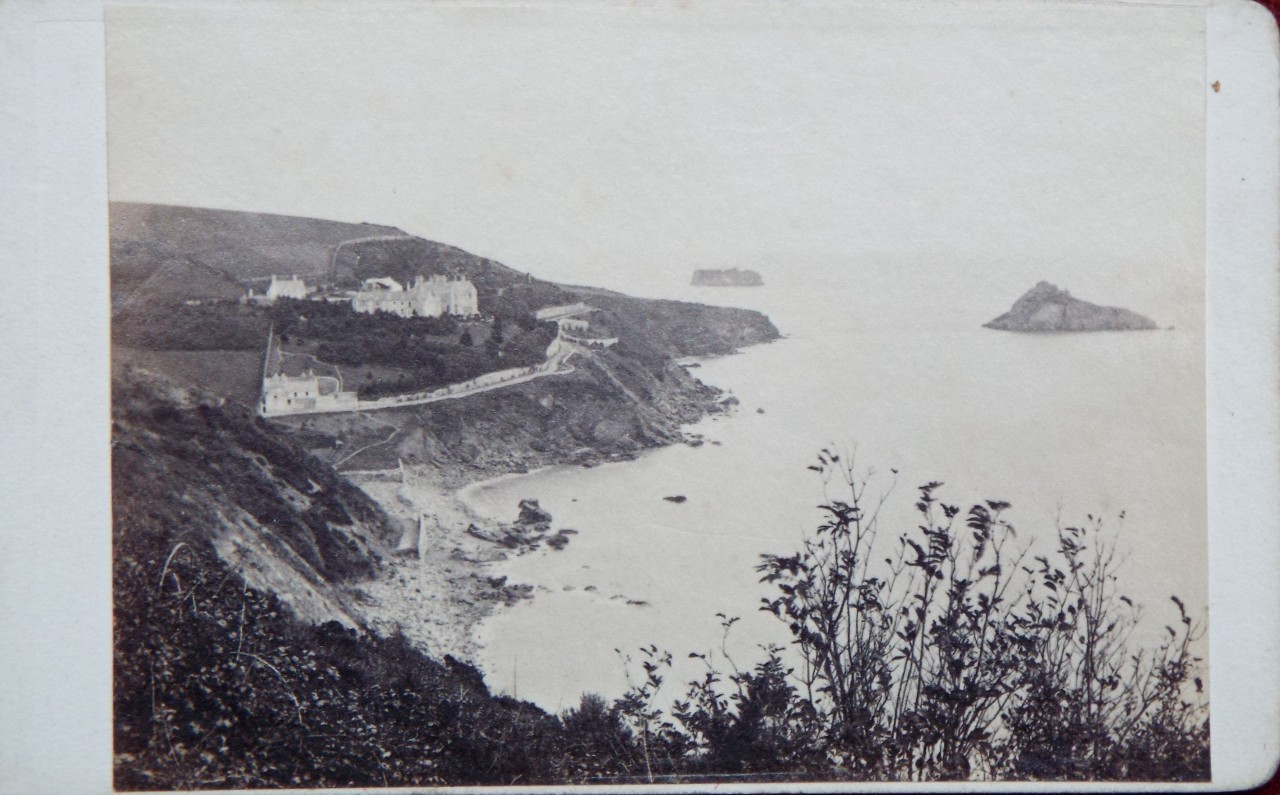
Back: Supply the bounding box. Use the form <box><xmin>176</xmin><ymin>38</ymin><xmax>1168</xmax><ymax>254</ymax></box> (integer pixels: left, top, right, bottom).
<box><xmin>984</xmin><ymin>281</ymin><xmax>1158</xmax><ymax>332</ymax></box>
<box><xmin>462</xmin><ymin>499</ymin><xmax>573</xmax><ymax>553</ymax></box>
<box><xmin>691</xmin><ymin>267</ymin><xmax>764</xmax><ymax>287</ymax></box>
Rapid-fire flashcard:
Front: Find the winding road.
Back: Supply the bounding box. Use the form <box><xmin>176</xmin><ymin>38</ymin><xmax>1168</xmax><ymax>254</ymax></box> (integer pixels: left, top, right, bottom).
<box><xmin>265</xmin><ymin>336</ymin><xmax>585</xmax><ymax>418</ymax></box>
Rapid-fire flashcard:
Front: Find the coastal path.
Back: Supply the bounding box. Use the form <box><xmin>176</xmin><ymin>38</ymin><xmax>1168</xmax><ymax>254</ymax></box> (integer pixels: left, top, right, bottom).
<box><xmin>332</xmin><ymin>413</ymin><xmax>402</xmax><ymax>469</ymax></box>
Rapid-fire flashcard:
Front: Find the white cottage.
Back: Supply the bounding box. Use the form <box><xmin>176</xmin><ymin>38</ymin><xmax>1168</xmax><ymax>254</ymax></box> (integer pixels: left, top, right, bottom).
<box><xmin>265</xmin><ymin>274</ymin><xmax>308</xmax><ymax>302</ymax></box>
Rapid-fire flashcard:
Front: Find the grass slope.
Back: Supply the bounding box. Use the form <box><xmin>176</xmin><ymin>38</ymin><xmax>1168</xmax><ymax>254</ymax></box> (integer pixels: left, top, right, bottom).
<box><xmin>109</xmin><ymin>204</ymin><xmax>780</xmax><ymax>419</ymax></box>
<box><xmin>110</xmin><ymin>202</ymin><xmax>405</xmax><ymax>287</ymax></box>
<box><xmin>112</xmin><ymin>369</ymin><xmax>580</xmax><ymax>789</ymax></box>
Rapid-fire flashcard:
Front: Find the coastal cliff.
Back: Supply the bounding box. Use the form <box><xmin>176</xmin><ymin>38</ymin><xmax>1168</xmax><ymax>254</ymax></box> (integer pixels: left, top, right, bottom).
<box><xmin>111</xmin><ymin>203</ymin><xmax>780</xmax><ymax>483</ymax></box>
<box><xmin>112</xmin><ymin>368</ymin><xmax>588</xmax><ymax>789</ymax></box>
<box><xmin>110</xmin><ymin>203</ymin><xmax>782</xmax><ymax>787</ymax></box>
<box><xmin>984</xmin><ymin>281</ymin><xmax>1158</xmax><ymax>332</ymax></box>
<box><xmin>691</xmin><ymin>267</ymin><xmax>764</xmax><ymax>287</ymax></box>
<box><xmin>109</xmin><ymin>202</ymin><xmax>780</xmax><ymax>657</ymax></box>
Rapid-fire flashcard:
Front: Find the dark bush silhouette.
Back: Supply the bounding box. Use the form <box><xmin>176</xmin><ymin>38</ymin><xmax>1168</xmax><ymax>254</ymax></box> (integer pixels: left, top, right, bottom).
<box><xmin>613</xmin><ymin>451</ymin><xmax>1209</xmax><ymax>782</ymax></box>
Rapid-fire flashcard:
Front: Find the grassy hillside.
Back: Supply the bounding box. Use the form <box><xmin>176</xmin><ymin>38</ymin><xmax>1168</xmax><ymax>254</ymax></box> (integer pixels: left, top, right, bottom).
<box><xmin>110</xmin><ymin>202</ymin><xmax>406</xmax><ymax>295</ymax></box>
<box><xmin>112</xmin><ymin>368</ymin><xmax>584</xmax><ymax>788</ymax></box>
<box><xmin>110</xmin><ymin>204</ymin><xmax>780</xmax><ymax>416</ymax></box>
<box><xmin>114</xmin><ymin>257</ymin><xmax>248</xmax><ymax>313</ymax></box>
<box><xmin>108</xmin><ymin>202</ymin><xmax>568</xmax><ymax>312</ymax></box>
<box><xmin>112</xmin><ymin>347</ymin><xmax>265</xmax><ymax>406</ymax></box>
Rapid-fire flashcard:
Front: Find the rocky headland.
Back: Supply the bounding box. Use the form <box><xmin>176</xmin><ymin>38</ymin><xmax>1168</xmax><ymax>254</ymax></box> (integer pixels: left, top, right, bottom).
<box><xmin>109</xmin><ymin>203</ymin><xmax>782</xmax><ymax>787</ymax></box>
<box><xmin>691</xmin><ymin>267</ymin><xmax>764</xmax><ymax>287</ymax></box>
<box><xmin>110</xmin><ymin>202</ymin><xmax>779</xmax><ymax>664</ymax></box>
<box><xmin>984</xmin><ymin>281</ymin><xmax>1158</xmax><ymax>332</ymax></box>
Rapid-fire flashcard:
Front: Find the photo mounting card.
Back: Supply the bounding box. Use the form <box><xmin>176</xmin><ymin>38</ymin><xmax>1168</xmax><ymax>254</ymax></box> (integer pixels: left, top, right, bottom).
<box><xmin>0</xmin><ymin>0</ymin><xmax>1277</xmax><ymax>792</ymax></box>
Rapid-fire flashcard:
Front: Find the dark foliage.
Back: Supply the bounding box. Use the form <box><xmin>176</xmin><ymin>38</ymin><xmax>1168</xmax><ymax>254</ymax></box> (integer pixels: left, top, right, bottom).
<box><xmin>264</xmin><ymin>300</ymin><xmax>558</xmax><ymax>396</ymax></box>
<box><xmin>485</xmin><ymin>282</ymin><xmax>578</xmax><ymax>320</ymax></box>
<box><xmin>621</xmin><ymin>452</ymin><xmax>1210</xmax><ymax>782</ymax></box>
<box><xmin>113</xmin><ymin>371</ymin><xmax>629</xmax><ymax>789</ymax></box>
<box><xmin>113</xmin><ymin>543</ymin><xmax>572</xmax><ymax>789</ymax></box>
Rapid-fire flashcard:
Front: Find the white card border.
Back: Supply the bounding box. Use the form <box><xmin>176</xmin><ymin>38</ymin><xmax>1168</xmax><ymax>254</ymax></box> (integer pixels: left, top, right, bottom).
<box><xmin>0</xmin><ymin>0</ymin><xmax>1276</xmax><ymax>791</ymax></box>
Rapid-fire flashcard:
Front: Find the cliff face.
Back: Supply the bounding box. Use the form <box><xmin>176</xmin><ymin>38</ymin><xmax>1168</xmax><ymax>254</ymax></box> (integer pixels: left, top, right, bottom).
<box><xmin>276</xmin><ymin>344</ymin><xmax>731</xmax><ymax>481</ymax></box>
<box><xmin>984</xmin><ymin>282</ymin><xmax>1158</xmax><ymax>332</ymax></box>
<box><xmin>112</xmin><ymin>367</ymin><xmax>583</xmax><ymax>789</ymax></box>
<box><xmin>691</xmin><ymin>267</ymin><xmax>764</xmax><ymax>287</ymax></box>
<box><xmin>109</xmin><ymin>205</ymin><xmax>783</xmax><ymax>788</ymax></box>
<box><xmin>112</xmin><ymin>366</ymin><xmax>396</xmax><ymax>627</ymax></box>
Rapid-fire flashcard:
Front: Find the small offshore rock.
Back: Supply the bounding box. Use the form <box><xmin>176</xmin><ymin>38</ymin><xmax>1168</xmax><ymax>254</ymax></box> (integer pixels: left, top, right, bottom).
<box><xmin>691</xmin><ymin>267</ymin><xmax>764</xmax><ymax>287</ymax></box>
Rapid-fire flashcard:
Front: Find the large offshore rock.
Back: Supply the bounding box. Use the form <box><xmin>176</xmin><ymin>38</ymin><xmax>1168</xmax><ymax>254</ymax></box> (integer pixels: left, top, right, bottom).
<box><xmin>985</xmin><ymin>281</ymin><xmax>1158</xmax><ymax>332</ymax></box>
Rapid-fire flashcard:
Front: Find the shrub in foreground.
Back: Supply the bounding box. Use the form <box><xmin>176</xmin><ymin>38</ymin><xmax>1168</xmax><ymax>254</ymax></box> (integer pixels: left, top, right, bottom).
<box><xmin>608</xmin><ymin>451</ymin><xmax>1208</xmax><ymax>782</ymax></box>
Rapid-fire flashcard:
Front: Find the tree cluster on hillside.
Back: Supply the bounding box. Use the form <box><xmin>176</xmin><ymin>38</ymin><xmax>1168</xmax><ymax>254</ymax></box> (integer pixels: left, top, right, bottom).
<box><xmin>266</xmin><ymin>300</ymin><xmax>558</xmax><ymax>397</ymax></box>
<box><xmin>270</xmin><ymin>298</ymin><xmax>464</xmax><ymax>340</ymax></box>
<box><xmin>484</xmin><ymin>282</ymin><xmax>578</xmax><ymax>320</ymax></box>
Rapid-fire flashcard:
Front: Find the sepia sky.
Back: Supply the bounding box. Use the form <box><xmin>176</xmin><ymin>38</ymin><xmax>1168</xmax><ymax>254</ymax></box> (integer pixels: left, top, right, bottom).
<box><xmin>106</xmin><ymin>0</ymin><xmax>1207</xmax><ymax>323</ymax></box>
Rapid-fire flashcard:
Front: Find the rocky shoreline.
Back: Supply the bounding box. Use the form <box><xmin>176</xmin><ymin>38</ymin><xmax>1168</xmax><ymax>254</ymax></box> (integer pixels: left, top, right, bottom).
<box><xmin>343</xmin><ymin>464</ymin><xmax>563</xmax><ymax>661</ymax></box>
<box><xmin>342</xmin><ymin>402</ymin><xmax>725</xmax><ymax>664</ymax></box>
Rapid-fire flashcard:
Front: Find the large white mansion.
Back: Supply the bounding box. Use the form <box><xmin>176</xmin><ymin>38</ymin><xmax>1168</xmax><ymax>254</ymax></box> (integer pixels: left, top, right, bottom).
<box><xmin>352</xmin><ymin>274</ymin><xmax>478</xmax><ymax>318</ymax></box>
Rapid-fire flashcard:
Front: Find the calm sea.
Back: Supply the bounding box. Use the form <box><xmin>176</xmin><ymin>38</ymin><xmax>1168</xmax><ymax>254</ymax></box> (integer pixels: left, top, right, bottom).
<box><xmin>461</xmin><ymin>278</ymin><xmax>1207</xmax><ymax>713</ymax></box>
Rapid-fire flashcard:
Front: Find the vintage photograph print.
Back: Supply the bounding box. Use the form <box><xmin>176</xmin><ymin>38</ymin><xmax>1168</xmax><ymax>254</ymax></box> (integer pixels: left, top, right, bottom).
<box><xmin>107</xmin><ymin>0</ymin><xmax>1210</xmax><ymax>787</ymax></box>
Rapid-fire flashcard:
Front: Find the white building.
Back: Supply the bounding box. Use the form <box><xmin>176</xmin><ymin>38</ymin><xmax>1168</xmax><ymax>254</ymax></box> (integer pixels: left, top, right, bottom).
<box><xmin>265</xmin><ymin>274</ymin><xmax>308</xmax><ymax>302</ymax></box>
<box><xmin>260</xmin><ymin>370</ymin><xmax>359</xmax><ymax>416</ymax></box>
<box><xmin>352</xmin><ymin>274</ymin><xmax>478</xmax><ymax>318</ymax></box>
<box><xmin>557</xmin><ymin>317</ymin><xmax>589</xmax><ymax>333</ymax></box>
